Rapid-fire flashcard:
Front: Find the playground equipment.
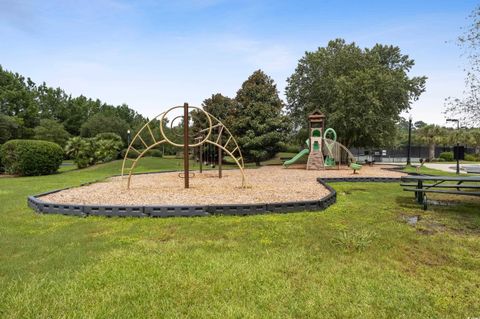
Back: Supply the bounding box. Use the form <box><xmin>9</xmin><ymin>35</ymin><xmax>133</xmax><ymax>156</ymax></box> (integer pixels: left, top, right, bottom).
<box><xmin>284</xmin><ymin>110</ymin><xmax>356</xmax><ymax>169</ymax></box>
<box><xmin>122</xmin><ymin>103</ymin><xmax>246</xmax><ymax>189</ymax></box>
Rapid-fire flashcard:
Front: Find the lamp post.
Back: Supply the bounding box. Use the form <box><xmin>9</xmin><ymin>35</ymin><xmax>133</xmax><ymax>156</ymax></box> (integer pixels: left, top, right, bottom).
<box><xmin>407</xmin><ymin>115</ymin><xmax>412</xmax><ymax>166</ymax></box>
<box><xmin>127</xmin><ymin>129</ymin><xmax>131</xmax><ymax>146</ymax></box>
<box><xmin>446</xmin><ymin>118</ymin><xmax>460</xmax><ymax>174</ymax></box>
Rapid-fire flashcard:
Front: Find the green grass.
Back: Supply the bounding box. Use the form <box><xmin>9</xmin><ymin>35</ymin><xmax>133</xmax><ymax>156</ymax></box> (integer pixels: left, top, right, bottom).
<box><xmin>402</xmin><ymin>165</ymin><xmax>476</xmax><ymax>177</ymax></box>
<box><xmin>1</xmin><ymin>158</ymin><xmax>480</xmax><ymax>318</ymax></box>
<box><xmin>261</xmin><ymin>152</ymin><xmax>298</xmax><ymax>165</ymax></box>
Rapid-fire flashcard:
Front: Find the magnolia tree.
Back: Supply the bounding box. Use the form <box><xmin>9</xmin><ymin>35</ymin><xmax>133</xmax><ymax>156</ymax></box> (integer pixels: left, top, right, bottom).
<box><xmin>233</xmin><ymin>70</ymin><xmax>290</xmax><ymax>165</ymax></box>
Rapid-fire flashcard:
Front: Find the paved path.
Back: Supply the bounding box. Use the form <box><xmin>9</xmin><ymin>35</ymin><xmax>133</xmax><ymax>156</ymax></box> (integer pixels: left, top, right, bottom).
<box><xmin>424</xmin><ymin>163</ymin><xmax>458</xmax><ymax>173</ymax></box>
<box><xmin>425</xmin><ymin>163</ymin><xmax>480</xmax><ymax>173</ymax></box>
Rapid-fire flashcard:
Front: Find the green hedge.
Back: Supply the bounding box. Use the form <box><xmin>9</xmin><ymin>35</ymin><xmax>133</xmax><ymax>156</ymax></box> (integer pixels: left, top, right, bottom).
<box><xmin>0</xmin><ymin>140</ymin><xmax>64</xmax><ymax>176</ymax></box>
<box><xmin>439</xmin><ymin>151</ymin><xmax>453</xmax><ymax>161</ymax></box>
<box><xmin>465</xmin><ymin>153</ymin><xmax>477</xmax><ymax>161</ymax></box>
<box><xmin>121</xmin><ymin>148</ymin><xmax>163</xmax><ymax>159</ymax></box>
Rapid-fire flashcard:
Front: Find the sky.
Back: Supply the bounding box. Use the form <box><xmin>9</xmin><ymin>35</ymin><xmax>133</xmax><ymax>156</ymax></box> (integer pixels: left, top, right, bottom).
<box><xmin>0</xmin><ymin>0</ymin><xmax>477</xmax><ymax>125</ymax></box>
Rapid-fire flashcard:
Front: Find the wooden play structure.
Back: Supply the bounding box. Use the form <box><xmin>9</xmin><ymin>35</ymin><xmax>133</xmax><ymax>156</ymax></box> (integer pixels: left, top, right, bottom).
<box><xmin>121</xmin><ymin>103</ymin><xmax>246</xmax><ymax>189</ymax></box>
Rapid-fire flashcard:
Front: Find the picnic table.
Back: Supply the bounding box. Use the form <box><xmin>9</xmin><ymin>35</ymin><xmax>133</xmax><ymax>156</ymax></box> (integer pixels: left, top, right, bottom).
<box><xmin>401</xmin><ymin>175</ymin><xmax>480</xmax><ymax>210</ymax></box>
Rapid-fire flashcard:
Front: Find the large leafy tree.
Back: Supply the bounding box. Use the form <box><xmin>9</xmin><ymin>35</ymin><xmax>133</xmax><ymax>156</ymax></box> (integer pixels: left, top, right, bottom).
<box><xmin>0</xmin><ymin>114</ymin><xmax>21</xmax><ymax>144</ymax></box>
<box><xmin>191</xmin><ymin>93</ymin><xmax>236</xmax><ymax>136</ymax></box>
<box><xmin>233</xmin><ymin>70</ymin><xmax>289</xmax><ymax>165</ymax></box>
<box><xmin>80</xmin><ymin>112</ymin><xmax>130</xmax><ymax>142</ymax></box>
<box><xmin>33</xmin><ymin>119</ymin><xmax>70</xmax><ymax>147</ymax></box>
<box><xmin>0</xmin><ymin>65</ymin><xmax>38</xmax><ymax>133</ymax></box>
<box><xmin>286</xmin><ymin>39</ymin><xmax>426</xmax><ymax>147</ymax></box>
<box><xmin>445</xmin><ymin>6</ymin><xmax>480</xmax><ymax>126</ymax></box>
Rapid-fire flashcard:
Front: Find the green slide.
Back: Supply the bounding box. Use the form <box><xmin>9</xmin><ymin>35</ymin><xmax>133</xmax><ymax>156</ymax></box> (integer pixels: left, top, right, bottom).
<box><xmin>283</xmin><ymin>140</ymin><xmax>309</xmax><ymax>167</ymax></box>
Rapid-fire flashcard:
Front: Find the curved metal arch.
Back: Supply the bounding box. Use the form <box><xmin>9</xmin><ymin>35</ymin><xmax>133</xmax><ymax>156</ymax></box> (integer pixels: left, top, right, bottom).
<box><xmin>121</xmin><ymin>105</ymin><xmax>246</xmax><ymax>189</ymax></box>
<box><xmin>125</xmin><ymin>140</ymin><xmax>167</xmax><ymax>189</ymax></box>
<box><xmin>202</xmin><ymin>112</ymin><xmax>245</xmax><ymax>168</ymax></box>
<box><xmin>121</xmin><ymin>111</ymin><xmax>166</xmax><ymax>176</ymax></box>
<box><xmin>204</xmin><ymin>140</ymin><xmax>246</xmax><ymax>187</ymax></box>
<box><xmin>323</xmin><ymin>138</ymin><xmax>356</xmax><ymax>164</ymax></box>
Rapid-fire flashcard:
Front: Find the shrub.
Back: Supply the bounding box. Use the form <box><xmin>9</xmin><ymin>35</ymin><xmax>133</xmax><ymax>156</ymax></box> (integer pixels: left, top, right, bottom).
<box><xmin>0</xmin><ymin>139</ymin><xmax>64</xmax><ymax>176</ymax></box>
<box><xmin>95</xmin><ymin>132</ymin><xmax>123</xmax><ymax>143</ymax></box>
<box><xmin>95</xmin><ymin>139</ymin><xmax>123</xmax><ymax>162</ymax></box>
<box><xmin>439</xmin><ymin>151</ymin><xmax>453</xmax><ymax>161</ymax></box>
<box><xmin>65</xmin><ymin>137</ymin><xmax>96</xmax><ymax>169</ymax></box>
<box><xmin>121</xmin><ymin>148</ymin><xmax>138</xmax><ymax>159</ymax></box>
<box><xmin>94</xmin><ymin>133</ymin><xmax>123</xmax><ymax>163</ymax></box>
<box><xmin>464</xmin><ymin>153</ymin><xmax>476</xmax><ymax>161</ymax></box>
<box><xmin>148</xmin><ymin>149</ymin><xmax>163</xmax><ymax>157</ymax></box>
<box><xmin>120</xmin><ymin>148</ymin><xmax>163</xmax><ymax>159</ymax></box>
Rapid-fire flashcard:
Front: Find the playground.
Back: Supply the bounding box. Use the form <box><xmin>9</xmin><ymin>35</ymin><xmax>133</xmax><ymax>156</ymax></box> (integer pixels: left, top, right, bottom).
<box><xmin>4</xmin><ymin>105</ymin><xmax>480</xmax><ymax>317</ymax></box>
<box><xmin>40</xmin><ymin>165</ymin><xmax>403</xmax><ymax>206</ymax></box>
<box><xmin>32</xmin><ymin>106</ymin><xmax>403</xmax><ymax>215</ymax></box>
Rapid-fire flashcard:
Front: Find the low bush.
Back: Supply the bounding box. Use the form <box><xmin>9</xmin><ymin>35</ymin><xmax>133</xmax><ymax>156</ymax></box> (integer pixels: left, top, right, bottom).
<box><xmin>439</xmin><ymin>151</ymin><xmax>453</xmax><ymax>161</ymax></box>
<box><xmin>0</xmin><ymin>139</ymin><xmax>64</xmax><ymax>176</ymax></box>
<box><xmin>65</xmin><ymin>133</ymin><xmax>124</xmax><ymax>168</ymax></box>
<box><xmin>148</xmin><ymin>149</ymin><xmax>163</xmax><ymax>157</ymax></box>
<box><xmin>94</xmin><ymin>133</ymin><xmax>123</xmax><ymax>163</ymax></box>
<box><xmin>65</xmin><ymin>137</ymin><xmax>96</xmax><ymax>169</ymax></box>
<box><xmin>120</xmin><ymin>148</ymin><xmax>163</xmax><ymax>159</ymax></box>
<box><xmin>464</xmin><ymin>153</ymin><xmax>476</xmax><ymax>161</ymax></box>
<box><xmin>121</xmin><ymin>148</ymin><xmax>138</xmax><ymax>159</ymax></box>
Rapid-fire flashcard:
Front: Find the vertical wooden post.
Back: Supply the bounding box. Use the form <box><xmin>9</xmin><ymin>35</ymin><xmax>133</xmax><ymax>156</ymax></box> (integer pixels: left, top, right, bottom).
<box><xmin>183</xmin><ymin>102</ymin><xmax>189</xmax><ymax>188</ymax></box>
<box><xmin>199</xmin><ymin>142</ymin><xmax>203</xmax><ymax>173</ymax></box>
<box><xmin>218</xmin><ymin>127</ymin><xmax>222</xmax><ymax>178</ymax></box>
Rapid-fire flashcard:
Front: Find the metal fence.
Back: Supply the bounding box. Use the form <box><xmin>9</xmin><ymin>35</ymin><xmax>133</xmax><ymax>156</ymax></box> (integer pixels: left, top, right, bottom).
<box><xmin>350</xmin><ymin>146</ymin><xmax>476</xmax><ymax>163</ymax></box>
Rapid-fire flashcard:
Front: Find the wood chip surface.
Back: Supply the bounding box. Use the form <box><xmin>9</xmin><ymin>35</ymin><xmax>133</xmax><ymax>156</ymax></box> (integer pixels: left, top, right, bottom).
<box><xmin>40</xmin><ymin>165</ymin><xmax>405</xmax><ymax>206</ymax></box>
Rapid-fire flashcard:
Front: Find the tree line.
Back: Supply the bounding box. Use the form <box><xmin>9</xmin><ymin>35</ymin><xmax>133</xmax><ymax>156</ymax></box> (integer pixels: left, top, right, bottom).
<box><xmin>0</xmin><ymin>65</ymin><xmax>146</xmax><ymax>146</ymax></box>
<box><xmin>4</xmin><ymin>33</ymin><xmax>478</xmax><ymax>166</ymax></box>
<box><xmin>394</xmin><ymin>120</ymin><xmax>480</xmax><ymax>161</ymax></box>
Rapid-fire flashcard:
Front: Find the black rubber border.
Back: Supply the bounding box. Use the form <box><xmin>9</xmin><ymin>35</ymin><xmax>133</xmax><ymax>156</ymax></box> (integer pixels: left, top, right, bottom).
<box><xmin>27</xmin><ymin>173</ymin><xmax>401</xmax><ymax>218</ymax></box>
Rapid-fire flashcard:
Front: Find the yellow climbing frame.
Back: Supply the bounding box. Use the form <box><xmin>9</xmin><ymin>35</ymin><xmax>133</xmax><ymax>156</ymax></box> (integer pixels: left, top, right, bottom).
<box><xmin>121</xmin><ymin>105</ymin><xmax>246</xmax><ymax>189</ymax></box>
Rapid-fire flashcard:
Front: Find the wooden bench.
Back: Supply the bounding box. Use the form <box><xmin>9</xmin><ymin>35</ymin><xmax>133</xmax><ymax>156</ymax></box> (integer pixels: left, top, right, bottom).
<box><xmin>401</xmin><ymin>175</ymin><xmax>480</xmax><ymax>210</ymax></box>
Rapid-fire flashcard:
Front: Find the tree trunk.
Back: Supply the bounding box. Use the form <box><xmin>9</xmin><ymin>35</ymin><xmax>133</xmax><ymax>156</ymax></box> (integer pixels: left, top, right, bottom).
<box><xmin>428</xmin><ymin>143</ymin><xmax>435</xmax><ymax>161</ymax></box>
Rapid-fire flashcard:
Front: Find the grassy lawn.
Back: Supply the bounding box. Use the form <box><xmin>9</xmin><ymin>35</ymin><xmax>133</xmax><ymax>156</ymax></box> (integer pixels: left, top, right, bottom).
<box><xmin>402</xmin><ymin>165</ymin><xmax>476</xmax><ymax>177</ymax></box>
<box><xmin>1</xmin><ymin>158</ymin><xmax>480</xmax><ymax>318</ymax></box>
<box><xmin>261</xmin><ymin>152</ymin><xmax>299</xmax><ymax>165</ymax></box>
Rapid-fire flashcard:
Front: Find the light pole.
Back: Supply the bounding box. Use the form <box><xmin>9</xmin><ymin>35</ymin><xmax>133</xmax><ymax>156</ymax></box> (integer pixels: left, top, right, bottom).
<box><xmin>407</xmin><ymin>115</ymin><xmax>412</xmax><ymax>166</ymax></box>
<box><xmin>127</xmin><ymin>129</ymin><xmax>131</xmax><ymax>146</ymax></box>
<box><xmin>446</xmin><ymin>118</ymin><xmax>460</xmax><ymax>174</ymax></box>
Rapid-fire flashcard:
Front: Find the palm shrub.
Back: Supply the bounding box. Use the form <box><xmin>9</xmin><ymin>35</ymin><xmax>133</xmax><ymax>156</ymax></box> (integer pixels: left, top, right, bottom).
<box><xmin>439</xmin><ymin>151</ymin><xmax>454</xmax><ymax>161</ymax></box>
<box><xmin>0</xmin><ymin>140</ymin><xmax>64</xmax><ymax>175</ymax></box>
<box><xmin>65</xmin><ymin>137</ymin><xmax>96</xmax><ymax>169</ymax></box>
<box><xmin>415</xmin><ymin>125</ymin><xmax>444</xmax><ymax>161</ymax></box>
<box><xmin>65</xmin><ymin>133</ymin><xmax>123</xmax><ymax>168</ymax></box>
<box><xmin>94</xmin><ymin>133</ymin><xmax>123</xmax><ymax>162</ymax></box>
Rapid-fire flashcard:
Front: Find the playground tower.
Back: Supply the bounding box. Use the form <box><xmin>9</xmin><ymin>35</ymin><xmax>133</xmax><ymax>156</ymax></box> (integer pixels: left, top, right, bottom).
<box><xmin>306</xmin><ymin>110</ymin><xmax>325</xmax><ymax>170</ymax></box>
